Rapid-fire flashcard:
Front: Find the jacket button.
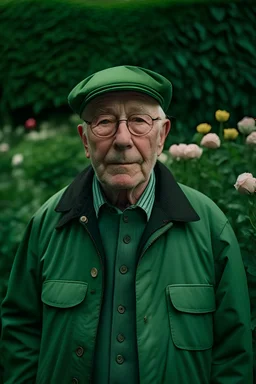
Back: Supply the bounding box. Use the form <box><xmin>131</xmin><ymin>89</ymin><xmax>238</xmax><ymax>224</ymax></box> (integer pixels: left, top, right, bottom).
<box><xmin>117</xmin><ymin>333</ymin><xmax>125</xmax><ymax>343</ymax></box>
<box><xmin>91</xmin><ymin>267</ymin><xmax>98</xmax><ymax>278</ymax></box>
<box><xmin>116</xmin><ymin>354</ymin><xmax>124</xmax><ymax>364</ymax></box>
<box><xmin>80</xmin><ymin>215</ymin><xmax>88</xmax><ymax>223</ymax></box>
<box><xmin>123</xmin><ymin>235</ymin><xmax>131</xmax><ymax>244</ymax></box>
<box><xmin>119</xmin><ymin>265</ymin><xmax>128</xmax><ymax>274</ymax></box>
<box><xmin>71</xmin><ymin>378</ymin><xmax>79</xmax><ymax>384</ymax></box>
<box><xmin>118</xmin><ymin>305</ymin><xmax>125</xmax><ymax>314</ymax></box>
<box><xmin>75</xmin><ymin>346</ymin><xmax>84</xmax><ymax>357</ymax></box>
<box><xmin>123</xmin><ymin>215</ymin><xmax>129</xmax><ymax>223</ymax></box>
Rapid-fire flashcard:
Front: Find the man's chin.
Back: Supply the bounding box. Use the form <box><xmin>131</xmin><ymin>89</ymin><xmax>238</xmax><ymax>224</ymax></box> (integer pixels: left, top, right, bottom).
<box><xmin>102</xmin><ymin>174</ymin><xmax>139</xmax><ymax>190</ymax></box>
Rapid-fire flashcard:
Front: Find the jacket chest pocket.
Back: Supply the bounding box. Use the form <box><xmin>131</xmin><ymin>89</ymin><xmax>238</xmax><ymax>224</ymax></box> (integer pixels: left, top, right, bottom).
<box><xmin>166</xmin><ymin>284</ymin><xmax>216</xmax><ymax>350</ymax></box>
<box><xmin>41</xmin><ymin>280</ymin><xmax>88</xmax><ymax>309</ymax></box>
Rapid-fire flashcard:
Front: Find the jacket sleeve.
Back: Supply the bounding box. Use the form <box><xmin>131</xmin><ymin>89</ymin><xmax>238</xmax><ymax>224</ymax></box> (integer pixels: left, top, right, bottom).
<box><xmin>1</xmin><ymin>219</ymin><xmax>42</xmax><ymax>384</ymax></box>
<box><xmin>210</xmin><ymin>220</ymin><xmax>253</xmax><ymax>383</ymax></box>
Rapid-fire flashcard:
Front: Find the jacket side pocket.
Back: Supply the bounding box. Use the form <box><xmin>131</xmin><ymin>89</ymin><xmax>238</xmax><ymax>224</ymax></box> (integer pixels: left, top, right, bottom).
<box><xmin>166</xmin><ymin>284</ymin><xmax>215</xmax><ymax>350</ymax></box>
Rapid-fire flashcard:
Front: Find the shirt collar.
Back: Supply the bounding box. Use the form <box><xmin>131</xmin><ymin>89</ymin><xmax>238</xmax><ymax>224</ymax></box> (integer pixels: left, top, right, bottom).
<box><xmin>55</xmin><ymin>161</ymin><xmax>200</xmax><ymax>229</ymax></box>
<box><xmin>93</xmin><ymin>172</ymin><xmax>156</xmax><ymax>221</ymax></box>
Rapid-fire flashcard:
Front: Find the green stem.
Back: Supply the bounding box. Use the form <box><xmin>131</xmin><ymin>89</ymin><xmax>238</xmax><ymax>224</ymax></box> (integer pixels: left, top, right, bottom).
<box><xmin>219</xmin><ymin>122</ymin><xmax>224</xmax><ymax>141</ymax></box>
<box><xmin>248</xmin><ymin>197</ymin><xmax>256</xmax><ymax>231</ymax></box>
<box><xmin>248</xmin><ymin>216</ymin><xmax>256</xmax><ymax>231</ymax></box>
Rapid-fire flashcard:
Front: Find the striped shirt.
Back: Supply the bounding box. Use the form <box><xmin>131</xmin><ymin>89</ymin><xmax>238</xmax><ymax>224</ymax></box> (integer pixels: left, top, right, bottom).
<box><xmin>92</xmin><ymin>171</ymin><xmax>156</xmax><ymax>221</ymax></box>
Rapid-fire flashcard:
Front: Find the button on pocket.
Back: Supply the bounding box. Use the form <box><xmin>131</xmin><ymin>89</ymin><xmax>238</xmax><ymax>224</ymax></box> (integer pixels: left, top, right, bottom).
<box><xmin>166</xmin><ymin>284</ymin><xmax>216</xmax><ymax>350</ymax></box>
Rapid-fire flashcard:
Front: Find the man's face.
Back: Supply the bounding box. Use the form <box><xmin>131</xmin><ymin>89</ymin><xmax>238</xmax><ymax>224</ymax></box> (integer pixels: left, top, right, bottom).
<box><xmin>78</xmin><ymin>92</ymin><xmax>170</xmax><ymax>191</ymax></box>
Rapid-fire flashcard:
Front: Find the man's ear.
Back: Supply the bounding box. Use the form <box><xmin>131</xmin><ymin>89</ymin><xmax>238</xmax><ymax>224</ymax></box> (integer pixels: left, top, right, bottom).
<box><xmin>157</xmin><ymin>119</ymin><xmax>171</xmax><ymax>156</ymax></box>
<box><xmin>77</xmin><ymin>124</ymin><xmax>90</xmax><ymax>158</ymax></box>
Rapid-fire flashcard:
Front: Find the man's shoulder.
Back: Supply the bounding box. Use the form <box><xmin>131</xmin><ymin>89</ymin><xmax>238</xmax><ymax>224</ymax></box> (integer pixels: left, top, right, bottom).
<box><xmin>178</xmin><ymin>183</ymin><xmax>227</xmax><ymax>225</ymax></box>
<box><xmin>178</xmin><ymin>183</ymin><xmax>217</xmax><ymax>206</ymax></box>
<box><xmin>32</xmin><ymin>187</ymin><xmax>68</xmax><ymax>224</ymax></box>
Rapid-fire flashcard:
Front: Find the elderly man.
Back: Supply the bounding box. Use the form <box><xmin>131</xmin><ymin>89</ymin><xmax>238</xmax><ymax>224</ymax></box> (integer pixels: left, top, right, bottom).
<box><xmin>1</xmin><ymin>66</ymin><xmax>253</xmax><ymax>383</ymax></box>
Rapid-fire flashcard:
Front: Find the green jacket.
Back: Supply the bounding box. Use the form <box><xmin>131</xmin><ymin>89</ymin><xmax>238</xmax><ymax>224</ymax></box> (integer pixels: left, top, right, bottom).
<box><xmin>1</xmin><ymin>162</ymin><xmax>253</xmax><ymax>383</ymax></box>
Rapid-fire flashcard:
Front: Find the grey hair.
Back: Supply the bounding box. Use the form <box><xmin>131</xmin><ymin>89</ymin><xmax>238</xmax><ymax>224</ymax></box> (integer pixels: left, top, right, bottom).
<box><xmin>82</xmin><ymin>121</ymin><xmax>88</xmax><ymax>134</ymax></box>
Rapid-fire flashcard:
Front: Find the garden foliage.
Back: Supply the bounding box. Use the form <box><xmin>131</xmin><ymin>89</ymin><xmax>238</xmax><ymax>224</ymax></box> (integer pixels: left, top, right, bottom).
<box><xmin>0</xmin><ymin>0</ymin><xmax>256</xmax><ymax>142</ymax></box>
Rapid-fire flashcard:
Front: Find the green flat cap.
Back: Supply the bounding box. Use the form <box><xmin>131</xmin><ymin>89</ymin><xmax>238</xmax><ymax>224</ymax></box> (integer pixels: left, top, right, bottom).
<box><xmin>68</xmin><ymin>65</ymin><xmax>172</xmax><ymax>116</ymax></box>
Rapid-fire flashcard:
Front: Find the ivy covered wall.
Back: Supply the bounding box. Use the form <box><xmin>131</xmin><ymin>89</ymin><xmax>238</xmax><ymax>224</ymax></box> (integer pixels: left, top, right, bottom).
<box><xmin>0</xmin><ymin>0</ymin><xmax>255</xmax><ymax>139</ymax></box>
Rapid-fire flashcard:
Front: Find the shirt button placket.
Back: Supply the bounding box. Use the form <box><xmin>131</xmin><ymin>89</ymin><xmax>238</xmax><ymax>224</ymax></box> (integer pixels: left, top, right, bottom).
<box><xmin>75</xmin><ymin>346</ymin><xmax>84</xmax><ymax>357</ymax></box>
<box><xmin>117</xmin><ymin>305</ymin><xmax>125</xmax><ymax>314</ymax></box>
<box><xmin>117</xmin><ymin>333</ymin><xmax>125</xmax><ymax>343</ymax></box>
<box><xmin>123</xmin><ymin>214</ymin><xmax>129</xmax><ymax>223</ymax></box>
<box><xmin>123</xmin><ymin>235</ymin><xmax>131</xmax><ymax>244</ymax></box>
<box><xmin>119</xmin><ymin>265</ymin><xmax>128</xmax><ymax>274</ymax></box>
<box><xmin>116</xmin><ymin>354</ymin><xmax>125</xmax><ymax>364</ymax></box>
<box><xmin>112</xmin><ymin>213</ymin><xmax>131</xmax><ymax>377</ymax></box>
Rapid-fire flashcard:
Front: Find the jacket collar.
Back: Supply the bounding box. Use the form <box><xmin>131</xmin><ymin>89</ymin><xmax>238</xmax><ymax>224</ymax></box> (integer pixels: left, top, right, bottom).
<box><xmin>55</xmin><ymin>161</ymin><xmax>199</xmax><ymax>229</ymax></box>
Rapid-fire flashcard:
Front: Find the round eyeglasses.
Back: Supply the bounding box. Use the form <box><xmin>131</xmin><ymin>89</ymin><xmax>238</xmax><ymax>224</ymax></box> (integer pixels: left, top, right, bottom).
<box><xmin>84</xmin><ymin>114</ymin><xmax>163</xmax><ymax>138</ymax></box>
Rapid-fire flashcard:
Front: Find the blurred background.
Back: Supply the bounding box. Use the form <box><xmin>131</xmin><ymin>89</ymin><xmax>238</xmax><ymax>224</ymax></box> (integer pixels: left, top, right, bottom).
<box><xmin>0</xmin><ymin>0</ymin><xmax>256</xmax><ymax>379</ymax></box>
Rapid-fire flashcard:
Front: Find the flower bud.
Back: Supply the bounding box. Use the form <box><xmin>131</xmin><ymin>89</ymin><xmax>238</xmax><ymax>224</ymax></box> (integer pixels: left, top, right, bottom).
<box><xmin>246</xmin><ymin>131</ymin><xmax>256</xmax><ymax>145</ymax></box>
<box><xmin>12</xmin><ymin>153</ymin><xmax>24</xmax><ymax>166</ymax></box>
<box><xmin>237</xmin><ymin>117</ymin><xmax>256</xmax><ymax>135</ymax></box>
<box><xmin>234</xmin><ymin>173</ymin><xmax>256</xmax><ymax>194</ymax></box>
<box><xmin>223</xmin><ymin>128</ymin><xmax>239</xmax><ymax>140</ymax></box>
<box><xmin>0</xmin><ymin>143</ymin><xmax>10</xmax><ymax>152</ymax></box>
<box><xmin>183</xmin><ymin>144</ymin><xmax>203</xmax><ymax>159</ymax></box>
<box><xmin>196</xmin><ymin>123</ymin><xmax>211</xmax><ymax>134</ymax></box>
<box><xmin>25</xmin><ymin>118</ymin><xmax>37</xmax><ymax>130</ymax></box>
<box><xmin>200</xmin><ymin>133</ymin><xmax>221</xmax><ymax>149</ymax></box>
<box><xmin>169</xmin><ymin>144</ymin><xmax>187</xmax><ymax>159</ymax></box>
<box><xmin>215</xmin><ymin>110</ymin><xmax>230</xmax><ymax>122</ymax></box>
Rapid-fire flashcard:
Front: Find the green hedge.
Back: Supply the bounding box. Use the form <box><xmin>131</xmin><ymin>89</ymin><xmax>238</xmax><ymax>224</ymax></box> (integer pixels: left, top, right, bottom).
<box><xmin>0</xmin><ymin>0</ymin><xmax>256</xmax><ymax>142</ymax></box>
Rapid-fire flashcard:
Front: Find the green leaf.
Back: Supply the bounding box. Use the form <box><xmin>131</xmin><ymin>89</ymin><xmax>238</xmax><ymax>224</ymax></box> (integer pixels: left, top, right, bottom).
<box><xmin>175</xmin><ymin>52</ymin><xmax>188</xmax><ymax>68</ymax></box>
<box><xmin>203</xmin><ymin>78</ymin><xmax>214</xmax><ymax>93</ymax></box>
<box><xmin>210</xmin><ymin>7</ymin><xmax>226</xmax><ymax>22</ymax></box>
<box><xmin>236</xmin><ymin>39</ymin><xmax>256</xmax><ymax>56</ymax></box>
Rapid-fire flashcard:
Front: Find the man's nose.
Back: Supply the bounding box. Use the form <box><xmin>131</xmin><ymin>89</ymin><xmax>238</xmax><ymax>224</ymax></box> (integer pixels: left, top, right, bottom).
<box><xmin>114</xmin><ymin>120</ymin><xmax>133</xmax><ymax>148</ymax></box>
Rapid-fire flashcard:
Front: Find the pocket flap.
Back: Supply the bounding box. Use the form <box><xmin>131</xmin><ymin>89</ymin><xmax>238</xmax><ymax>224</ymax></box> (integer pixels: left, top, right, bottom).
<box><xmin>42</xmin><ymin>280</ymin><xmax>88</xmax><ymax>308</ymax></box>
<box><xmin>167</xmin><ymin>284</ymin><xmax>215</xmax><ymax>313</ymax></box>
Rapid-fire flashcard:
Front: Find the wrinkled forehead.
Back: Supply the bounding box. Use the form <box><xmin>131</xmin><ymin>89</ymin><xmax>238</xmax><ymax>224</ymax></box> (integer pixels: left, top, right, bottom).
<box><xmin>82</xmin><ymin>91</ymin><xmax>162</xmax><ymax>118</ymax></box>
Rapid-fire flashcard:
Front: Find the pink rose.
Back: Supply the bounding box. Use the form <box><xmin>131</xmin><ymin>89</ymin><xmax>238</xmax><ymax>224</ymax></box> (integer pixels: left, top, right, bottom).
<box><xmin>237</xmin><ymin>117</ymin><xmax>256</xmax><ymax>135</ymax></box>
<box><xmin>25</xmin><ymin>118</ymin><xmax>37</xmax><ymax>130</ymax></box>
<box><xmin>234</xmin><ymin>173</ymin><xmax>256</xmax><ymax>194</ymax></box>
<box><xmin>169</xmin><ymin>144</ymin><xmax>187</xmax><ymax>159</ymax></box>
<box><xmin>183</xmin><ymin>144</ymin><xmax>203</xmax><ymax>159</ymax></box>
<box><xmin>246</xmin><ymin>131</ymin><xmax>256</xmax><ymax>145</ymax></box>
<box><xmin>200</xmin><ymin>133</ymin><xmax>221</xmax><ymax>149</ymax></box>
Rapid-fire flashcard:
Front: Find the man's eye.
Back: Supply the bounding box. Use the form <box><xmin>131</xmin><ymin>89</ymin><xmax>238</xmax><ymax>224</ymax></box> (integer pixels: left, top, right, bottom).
<box><xmin>131</xmin><ymin>117</ymin><xmax>145</xmax><ymax>123</ymax></box>
<box><xmin>98</xmin><ymin>119</ymin><xmax>112</xmax><ymax>125</ymax></box>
